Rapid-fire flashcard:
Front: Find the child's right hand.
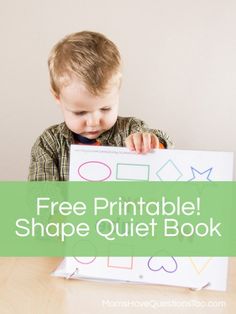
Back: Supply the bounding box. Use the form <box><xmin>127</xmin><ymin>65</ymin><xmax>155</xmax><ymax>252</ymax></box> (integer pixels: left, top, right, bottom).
<box><xmin>125</xmin><ymin>132</ymin><xmax>160</xmax><ymax>154</ymax></box>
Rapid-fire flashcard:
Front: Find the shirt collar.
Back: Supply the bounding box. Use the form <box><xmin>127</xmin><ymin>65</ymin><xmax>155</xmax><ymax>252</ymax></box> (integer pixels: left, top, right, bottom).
<box><xmin>73</xmin><ymin>133</ymin><xmax>97</xmax><ymax>144</ymax></box>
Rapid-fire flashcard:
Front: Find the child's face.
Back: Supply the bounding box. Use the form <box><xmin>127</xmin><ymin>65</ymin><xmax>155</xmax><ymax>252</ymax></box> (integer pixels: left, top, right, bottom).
<box><xmin>55</xmin><ymin>76</ymin><xmax>120</xmax><ymax>139</ymax></box>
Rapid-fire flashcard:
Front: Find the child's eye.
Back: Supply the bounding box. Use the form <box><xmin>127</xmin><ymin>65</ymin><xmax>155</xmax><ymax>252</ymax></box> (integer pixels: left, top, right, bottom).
<box><xmin>74</xmin><ymin>111</ymin><xmax>86</xmax><ymax>116</ymax></box>
<box><xmin>101</xmin><ymin>107</ymin><xmax>111</xmax><ymax>111</ymax></box>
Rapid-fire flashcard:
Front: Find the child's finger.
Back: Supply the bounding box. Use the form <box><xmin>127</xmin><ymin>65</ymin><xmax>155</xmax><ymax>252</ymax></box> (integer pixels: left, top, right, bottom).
<box><xmin>125</xmin><ymin>136</ymin><xmax>135</xmax><ymax>151</ymax></box>
<box><xmin>151</xmin><ymin>134</ymin><xmax>160</xmax><ymax>149</ymax></box>
<box><xmin>132</xmin><ymin>133</ymin><xmax>142</xmax><ymax>153</ymax></box>
<box><xmin>142</xmin><ymin>133</ymin><xmax>151</xmax><ymax>153</ymax></box>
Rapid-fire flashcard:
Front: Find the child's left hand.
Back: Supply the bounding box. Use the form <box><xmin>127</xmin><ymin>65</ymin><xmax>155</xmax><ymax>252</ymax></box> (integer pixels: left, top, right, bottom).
<box><xmin>125</xmin><ymin>132</ymin><xmax>160</xmax><ymax>154</ymax></box>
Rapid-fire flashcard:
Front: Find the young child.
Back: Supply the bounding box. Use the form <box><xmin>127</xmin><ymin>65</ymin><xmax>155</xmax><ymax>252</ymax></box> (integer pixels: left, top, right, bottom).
<box><xmin>28</xmin><ymin>31</ymin><xmax>173</xmax><ymax>181</ymax></box>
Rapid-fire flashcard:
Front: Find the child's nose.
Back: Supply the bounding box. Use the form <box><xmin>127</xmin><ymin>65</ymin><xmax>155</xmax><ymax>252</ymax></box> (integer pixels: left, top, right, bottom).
<box><xmin>86</xmin><ymin>113</ymin><xmax>100</xmax><ymax>127</ymax></box>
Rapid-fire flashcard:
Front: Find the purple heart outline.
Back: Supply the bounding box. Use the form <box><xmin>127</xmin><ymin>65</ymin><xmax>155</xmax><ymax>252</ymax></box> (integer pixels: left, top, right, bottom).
<box><xmin>147</xmin><ymin>256</ymin><xmax>178</xmax><ymax>273</ymax></box>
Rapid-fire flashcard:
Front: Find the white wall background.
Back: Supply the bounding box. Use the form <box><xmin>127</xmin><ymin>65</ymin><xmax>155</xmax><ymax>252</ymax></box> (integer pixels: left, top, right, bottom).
<box><xmin>0</xmin><ymin>0</ymin><xmax>235</xmax><ymax>180</ymax></box>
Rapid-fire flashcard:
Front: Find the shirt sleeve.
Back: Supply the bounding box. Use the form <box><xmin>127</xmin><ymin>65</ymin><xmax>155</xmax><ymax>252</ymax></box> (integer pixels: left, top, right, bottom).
<box><xmin>126</xmin><ymin>117</ymin><xmax>174</xmax><ymax>149</ymax></box>
<box><xmin>28</xmin><ymin>136</ymin><xmax>60</xmax><ymax>181</ymax></box>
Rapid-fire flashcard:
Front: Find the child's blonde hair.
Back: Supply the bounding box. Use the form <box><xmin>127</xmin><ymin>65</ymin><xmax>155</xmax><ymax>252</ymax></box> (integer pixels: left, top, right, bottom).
<box><xmin>48</xmin><ymin>31</ymin><xmax>121</xmax><ymax>96</ymax></box>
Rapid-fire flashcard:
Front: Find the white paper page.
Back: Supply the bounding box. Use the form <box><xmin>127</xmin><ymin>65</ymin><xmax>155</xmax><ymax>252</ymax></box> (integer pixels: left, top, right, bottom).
<box><xmin>53</xmin><ymin>256</ymin><xmax>228</xmax><ymax>291</ymax></box>
<box><xmin>53</xmin><ymin>146</ymin><xmax>233</xmax><ymax>291</ymax></box>
<box><xmin>69</xmin><ymin>146</ymin><xmax>233</xmax><ymax>182</ymax></box>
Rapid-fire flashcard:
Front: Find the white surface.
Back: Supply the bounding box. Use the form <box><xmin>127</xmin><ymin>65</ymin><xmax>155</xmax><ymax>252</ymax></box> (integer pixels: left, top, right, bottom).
<box><xmin>53</xmin><ymin>256</ymin><xmax>228</xmax><ymax>291</ymax></box>
<box><xmin>53</xmin><ymin>146</ymin><xmax>235</xmax><ymax>291</ymax></box>
<box><xmin>69</xmin><ymin>146</ymin><xmax>234</xmax><ymax>181</ymax></box>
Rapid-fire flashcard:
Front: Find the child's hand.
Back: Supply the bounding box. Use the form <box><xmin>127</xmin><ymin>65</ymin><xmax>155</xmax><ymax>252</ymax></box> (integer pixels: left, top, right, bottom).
<box><xmin>125</xmin><ymin>132</ymin><xmax>160</xmax><ymax>154</ymax></box>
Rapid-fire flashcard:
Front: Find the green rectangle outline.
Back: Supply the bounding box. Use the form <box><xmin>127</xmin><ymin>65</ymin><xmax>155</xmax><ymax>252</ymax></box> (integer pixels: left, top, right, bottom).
<box><xmin>116</xmin><ymin>163</ymin><xmax>150</xmax><ymax>181</ymax></box>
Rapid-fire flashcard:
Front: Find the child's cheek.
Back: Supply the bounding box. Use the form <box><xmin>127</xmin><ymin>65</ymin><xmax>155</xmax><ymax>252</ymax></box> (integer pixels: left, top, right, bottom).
<box><xmin>73</xmin><ymin>118</ymin><xmax>83</xmax><ymax>130</ymax></box>
<box><xmin>65</xmin><ymin>116</ymin><xmax>81</xmax><ymax>132</ymax></box>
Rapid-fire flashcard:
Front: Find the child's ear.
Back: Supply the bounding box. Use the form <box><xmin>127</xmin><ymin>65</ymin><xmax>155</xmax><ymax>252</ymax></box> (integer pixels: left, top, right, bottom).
<box><xmin>50</xmin><ymin>89</ymin><xmax>61</xmax><ymax>105</ymax></box>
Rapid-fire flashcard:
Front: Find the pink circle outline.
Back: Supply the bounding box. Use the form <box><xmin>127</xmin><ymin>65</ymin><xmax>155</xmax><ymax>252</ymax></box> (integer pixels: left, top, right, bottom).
<box><xmin>74</xmin><ymin>256</ymin><xmax>97</xmax><ymax>265</ymax></box>
<box><xmin>78</xmin><ymin>161</ymin><xmax>112</xmax><ymax>181</ymax></box>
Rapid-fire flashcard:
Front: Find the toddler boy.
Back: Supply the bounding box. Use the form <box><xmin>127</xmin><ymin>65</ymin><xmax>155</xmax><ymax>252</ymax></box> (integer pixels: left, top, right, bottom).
<box><xmin>28</xmin><ymin>31</ymin><xmax>173</xmax><ymax>181</ymax></box>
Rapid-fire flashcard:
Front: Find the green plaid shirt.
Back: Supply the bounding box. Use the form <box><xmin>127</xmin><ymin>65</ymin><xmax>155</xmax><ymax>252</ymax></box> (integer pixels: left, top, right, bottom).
<box><xmin>28</xmin><ymin>116</ymin><xmax>173</xmax><ymax>181</ymax></box>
